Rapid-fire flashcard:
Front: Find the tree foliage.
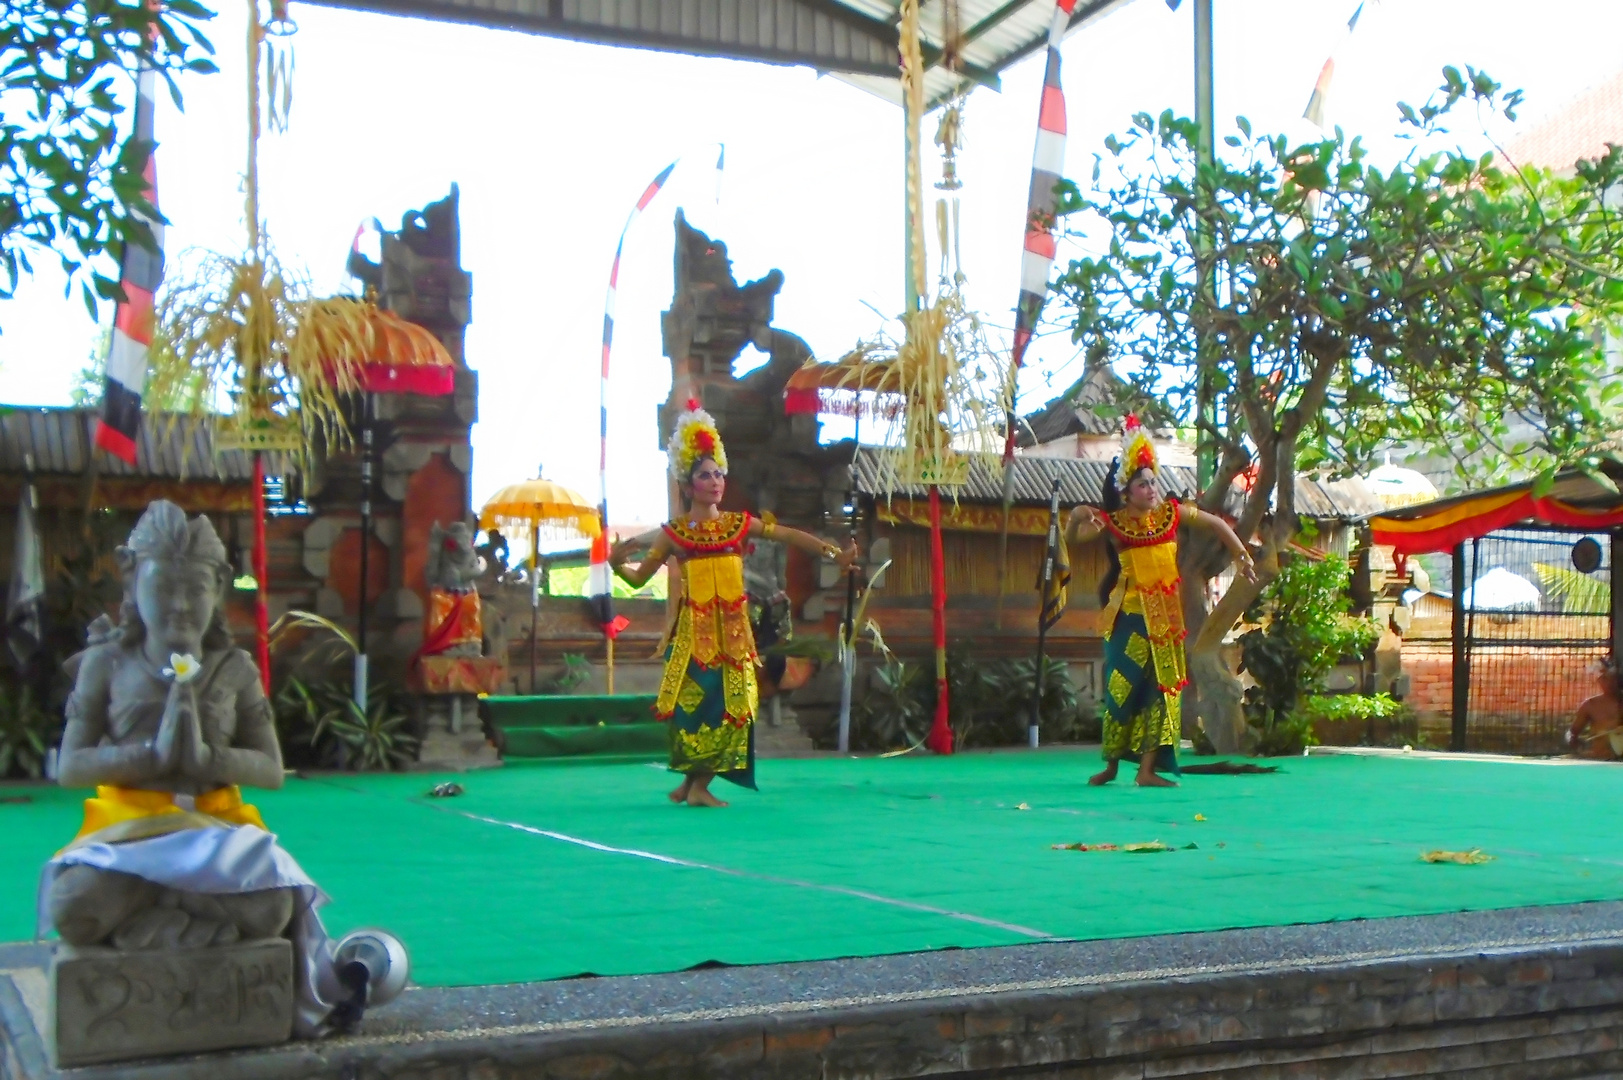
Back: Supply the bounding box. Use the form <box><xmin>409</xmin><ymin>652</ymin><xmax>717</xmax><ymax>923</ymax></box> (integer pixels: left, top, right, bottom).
<box><xmin>1050</xmin><ymin>67</ymin><xmax>1623</xmax><ymax>749</ymax></box>
<box><xmin>1</xmin><ymin>0</ymin><xmax>215</xmax><ymax>322</ymax></box>
<box><xmin>1238</xmin><ymin>554</ymin><xmax>1379</xmax><ymax>743</ymax></box>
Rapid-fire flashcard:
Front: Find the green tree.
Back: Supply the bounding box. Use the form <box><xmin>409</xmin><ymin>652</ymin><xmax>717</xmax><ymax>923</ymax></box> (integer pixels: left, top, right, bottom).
<box><xmin>2</xmin><ymin>0</ymin><xmax>216</xmax><ymax>323</ymax></box>
<box><xmin>1052</xmin><ymin>68</ymin><xmax>1623</xmax><ymax>750</ymax></box>
<box><xmin>1238</xmin><ymin>554</ymin><xmax>1379</xmax><ymax>753</ymax></box>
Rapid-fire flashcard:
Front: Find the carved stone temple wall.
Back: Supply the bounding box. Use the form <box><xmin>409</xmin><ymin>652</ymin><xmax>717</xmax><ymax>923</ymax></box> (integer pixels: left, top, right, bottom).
<box><xmin>281</xmin><ymin>189</ymin><xmax>480</xmax><ymax>684</ymax></box>
<box><xmin>658</xmin><ymin>212</ymin><xmax>862</xmax><ymax>733</ymax></box>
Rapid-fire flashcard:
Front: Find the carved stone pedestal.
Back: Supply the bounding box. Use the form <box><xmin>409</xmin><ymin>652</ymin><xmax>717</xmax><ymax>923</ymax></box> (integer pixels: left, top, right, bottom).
<box><xmin>51</xmin><ymin>937</ymin><xmax>294</xmax><ymax>1067</ymax></box>
<box><xmin>410</xmin><ymin>656</ymin><xmax>505</xmax><ymax>770</ymax></box>
<box><xmin>417</xmin><ymin>693</ymin><xmax>501</xmax><ymax>769</ymax></box>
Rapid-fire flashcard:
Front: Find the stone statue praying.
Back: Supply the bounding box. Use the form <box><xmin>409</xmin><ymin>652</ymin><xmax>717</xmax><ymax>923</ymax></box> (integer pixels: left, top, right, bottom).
<box><xmin>39</xmin><ymin>500</ymin><xmax>374</xmax><ymax>1041</ymax></box>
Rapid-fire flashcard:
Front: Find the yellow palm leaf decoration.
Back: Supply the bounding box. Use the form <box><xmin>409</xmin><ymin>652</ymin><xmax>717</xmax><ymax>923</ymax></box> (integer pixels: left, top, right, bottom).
<box><xmin>146</xmin><ymin>0</ymin><xmax>387</xmax><ymax>456</ymax></box>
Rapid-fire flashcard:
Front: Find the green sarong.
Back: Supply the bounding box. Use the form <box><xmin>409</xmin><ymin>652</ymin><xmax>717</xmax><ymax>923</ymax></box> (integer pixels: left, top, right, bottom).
<box><xmin>1100</xmin><ymin>609</ymin><xmax>1180</xmax><ymax>774</ymax></box>
<box><xmin>664</xmin><ymin>651</ymin><xmax>756</xmax><ymax>790</ymax></box>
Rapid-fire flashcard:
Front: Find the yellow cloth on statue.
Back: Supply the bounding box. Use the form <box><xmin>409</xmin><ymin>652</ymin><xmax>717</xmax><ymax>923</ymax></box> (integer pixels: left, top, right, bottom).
<box><xmin>71</xmin><ymin>784</ymin><xmax>268</xmax><ymax>844</ymax></box>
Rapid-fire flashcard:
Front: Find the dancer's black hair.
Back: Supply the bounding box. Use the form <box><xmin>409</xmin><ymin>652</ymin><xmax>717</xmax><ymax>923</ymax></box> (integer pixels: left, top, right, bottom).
<box><xmin>1097</xmin><ymin>457</ymin><xmax>1123</xmax><ymax>608</ymax></box>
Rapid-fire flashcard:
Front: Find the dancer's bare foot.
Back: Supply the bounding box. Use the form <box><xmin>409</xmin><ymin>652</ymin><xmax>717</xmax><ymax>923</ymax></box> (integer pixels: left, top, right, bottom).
<box><xmin>1088</xmin><ymin>760</ymin><xmax>1119</xmax><ymax>786</ymax></box>
<box><xmin>686</xmin><ymin>785</ymin><xmax>728</xmax><ymax>808</ymax></box>
<box><xmin>668</xmin><ymin>778</ymin><xmax>693</xmax><ymax>804</ymax></box>
<box><xmin>1135</xmin><ymin>758</ymin><xmax>1177</xmax><ymax>787</ymax></box>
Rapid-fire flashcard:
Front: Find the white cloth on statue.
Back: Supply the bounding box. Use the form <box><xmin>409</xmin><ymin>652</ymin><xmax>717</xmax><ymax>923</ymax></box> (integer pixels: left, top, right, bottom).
<box><xmin>37</xmin><ymin>825</ymin><xmax>342</xmax><ymax>1038</ymax></box>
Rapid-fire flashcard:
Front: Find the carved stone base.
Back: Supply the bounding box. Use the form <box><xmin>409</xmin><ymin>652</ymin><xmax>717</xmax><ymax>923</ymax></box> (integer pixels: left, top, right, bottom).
<box><xmin>51</xmin><ymin>937</ymin><xmax>294</xmax><ymax>1067</ymax></box>
<box><xmin>415</xmin><ymin>694</ymin><xmax>501</xmax><ymax>770</ymax></box>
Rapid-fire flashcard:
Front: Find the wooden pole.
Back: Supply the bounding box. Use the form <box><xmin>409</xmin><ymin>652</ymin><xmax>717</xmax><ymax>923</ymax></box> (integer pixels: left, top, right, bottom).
<box><xmin>837</xmin><ymin>417</ymin><xmax>862</xmax><ymax>753</ymax></box>
<box><xmin>1611</xmin><ymin>531</ymin><xmax>1622</xmax><ymax>673</ymax></box>
<box><xmin>251</xmin><ymin>450</ymin><xmax>271</xmax><ymax>696</ymax></box>
<box><xmin>1450</xmin><ymin>541</ymin><xmax>1469</xmax><ymax>751</ymax></box>
<box><xmin>1193</xmin><ymin>0</ymin><xmax>1216</xmax><ymax>490</ymax></box>
<box><xmin>926</xmin><ymin>484</ymin><xmax>952</xmax><ymax>754</ymax></box>
<box><xmin>529</xmin><ymin>521</ymin><xmax>539</xmax><ymax>693</ymax></box>
<box><xmin>354</xmin><ymin>392</ymin><xmax>372</xmax><ymax>710</ymax></box>
<box><xmin>1030</xmin><ymin>475</ymin><xmax>1062</xmax><ymax>749</ymax></box>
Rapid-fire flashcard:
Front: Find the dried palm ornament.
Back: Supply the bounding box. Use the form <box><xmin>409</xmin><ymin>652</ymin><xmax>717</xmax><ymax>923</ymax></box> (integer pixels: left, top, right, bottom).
<box><xmin>146</xmin><ymin>0</ymin><xmax>452</xmax><ymax>688</ymax></box>
<box><xmin>783</xmin><ymin>0</ymin><xmax>1010</xmax><ymax>755</ymax></box>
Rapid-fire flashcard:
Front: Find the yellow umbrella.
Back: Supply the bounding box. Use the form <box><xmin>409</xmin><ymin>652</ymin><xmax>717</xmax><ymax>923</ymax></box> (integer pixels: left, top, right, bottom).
<box><xmin>478</xmin><ymin>477</ymin><xmax>602</xmax><ymax>693</ymax></box>
<box><xmin>479</xmin><ymin>478</ymin><xmax>602</xmax><ymax>543</ymax></box>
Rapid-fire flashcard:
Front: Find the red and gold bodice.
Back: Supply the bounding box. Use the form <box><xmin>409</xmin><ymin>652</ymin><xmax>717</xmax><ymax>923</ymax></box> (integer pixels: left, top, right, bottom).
<box><xmin>1101</xmin><ymin>498</ymin><xmax>1188</xmax><ymax>694</ymax></box>
<box><xmin>656</xmin><ymin>511</ymin><xmax>759</xmax><ymax>724</ymax></box>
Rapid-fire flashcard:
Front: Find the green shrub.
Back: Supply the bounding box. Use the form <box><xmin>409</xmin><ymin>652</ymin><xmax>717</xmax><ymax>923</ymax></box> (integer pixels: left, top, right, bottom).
<box><xmin>0</xmin><ymin>678</ymin><xmax>54</xmax><ymax>779</ymax></box>
<box><xmin>538</xmin><ymin>653</ymin><xmax>591</xmax><ymax>694</ymax></box>
<box><xmin>1239</xmin><ymin>554</ymin><xmax>1379</xmax><ymax>755</ymax></box>
<box><xmin>1296</xmin><ymin>692</ymin><xmax>1419</xmax><ymax>748</ymax></box>
<box><xmin>275</xmin><ymin>676</ymin><xmax>419</xmax><ymax>771</ymax></box>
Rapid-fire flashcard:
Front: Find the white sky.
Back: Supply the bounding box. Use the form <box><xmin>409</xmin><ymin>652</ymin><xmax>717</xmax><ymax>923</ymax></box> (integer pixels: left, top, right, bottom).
<box><xmin>3</xmin><ymin>0</ymin><xmax>1623</xmax><ymax>524</ymax></box>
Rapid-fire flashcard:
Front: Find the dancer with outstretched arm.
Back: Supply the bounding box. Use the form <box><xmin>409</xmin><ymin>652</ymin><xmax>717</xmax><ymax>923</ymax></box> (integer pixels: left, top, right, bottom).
<box><xmin>1067</xmin><ymin>418</ymin><xmax>1257</xmax><ymax>787</ymax></box>
<box><xmin>611</xmin><ymin>400</ymin><xmax>857</xmax><ymax>806</ymax></box>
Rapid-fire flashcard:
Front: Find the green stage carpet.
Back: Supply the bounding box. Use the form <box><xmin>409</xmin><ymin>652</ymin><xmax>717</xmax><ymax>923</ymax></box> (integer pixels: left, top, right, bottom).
<box><xmin>5</xmin><ymin>751</ymin><xmax>1623</xmax><ymax>988</ymax></box>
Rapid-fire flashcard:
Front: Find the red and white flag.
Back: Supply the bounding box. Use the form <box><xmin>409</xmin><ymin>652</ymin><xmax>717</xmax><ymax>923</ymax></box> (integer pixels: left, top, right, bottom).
<box><xmin>95</xmin><ymin>66</ymin><xmax>164</xmax><ymax>464</ymax></box>
<box><xmin>1002</xmin><ymin>0</ymin><xmax>1076</xmax><ymax>463</ymax></box>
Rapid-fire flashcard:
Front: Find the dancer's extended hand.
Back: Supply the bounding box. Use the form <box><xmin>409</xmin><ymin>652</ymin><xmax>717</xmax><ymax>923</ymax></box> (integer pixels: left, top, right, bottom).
<box><xmin>834</xmin><ymin>541</ymin><xmax>859</xmax><ymax>571</ymax></box>
<box><xmin>1235</xmin><ymin>548</ymin><xmax>1259</xmax><ymax>583</ymax></box>
<box><xmin>1069</xmin><ymin>506</ymin><xmax>1107</xmax><ymax>533</ymax></box>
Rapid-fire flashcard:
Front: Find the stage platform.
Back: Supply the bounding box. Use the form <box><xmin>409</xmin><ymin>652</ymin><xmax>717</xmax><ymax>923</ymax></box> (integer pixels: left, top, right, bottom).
<box><xmin>5</xmin><ymin>750</ymin><xmax>1623</xmax><ymax>1078</ymax></box>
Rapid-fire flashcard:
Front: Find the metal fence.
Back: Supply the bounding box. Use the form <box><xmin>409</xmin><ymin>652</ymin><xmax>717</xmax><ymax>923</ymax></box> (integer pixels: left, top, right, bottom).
<box><xmin>1457</xmin><ymin>529</ymin><xmax>1612</xmax><ymax>755</ymax></box>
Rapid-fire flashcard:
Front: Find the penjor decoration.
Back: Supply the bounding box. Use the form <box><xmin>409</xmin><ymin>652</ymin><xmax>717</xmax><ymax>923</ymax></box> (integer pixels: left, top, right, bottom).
<box><xmin>592</xmin><ymin>147</ymin><xmax>725</xmax><ymax>691</ymax></box>
<box><xmin>783</xmin><ymin>0</ymin><xmax>1005</xmax><ymax>756</ymax></box>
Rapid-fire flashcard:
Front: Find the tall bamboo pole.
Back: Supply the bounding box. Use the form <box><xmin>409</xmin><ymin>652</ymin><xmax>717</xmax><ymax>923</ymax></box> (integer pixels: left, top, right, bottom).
<box><xmin>900</xmin><ymin>0</ymin><xmax>952</xmax><ymax>754</ymax></box>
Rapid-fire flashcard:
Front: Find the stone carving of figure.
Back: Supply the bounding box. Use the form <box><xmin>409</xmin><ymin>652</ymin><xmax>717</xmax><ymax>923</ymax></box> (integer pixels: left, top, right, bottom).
<box><xmin>421</xmin><ymin>520</ymin><xmax>485</xmax><ymax>659</ymax></box>
<box><xmin>40</xmin><ymin>500</ymin><xmax>362</xmax><ymax>1037</ymax></box>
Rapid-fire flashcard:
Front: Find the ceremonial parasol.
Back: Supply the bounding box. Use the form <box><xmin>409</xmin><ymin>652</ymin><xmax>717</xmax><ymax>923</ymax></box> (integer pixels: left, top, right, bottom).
<box><xmin>479</xmin><ymin>475</ymin><xmax>602</xmax><ymax>692</ymax></box>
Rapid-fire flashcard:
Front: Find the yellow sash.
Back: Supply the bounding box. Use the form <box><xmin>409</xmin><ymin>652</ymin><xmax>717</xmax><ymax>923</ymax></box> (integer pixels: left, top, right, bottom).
<box><xmin>71</xmin><ymin>784</ymin><xmax>268</xmax><ymax>844</ymax></box>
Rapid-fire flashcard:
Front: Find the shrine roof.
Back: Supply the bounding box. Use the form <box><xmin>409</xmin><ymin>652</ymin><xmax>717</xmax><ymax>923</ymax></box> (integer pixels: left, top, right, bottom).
<box><xmin>301</xmin><ymin>0</ymin><xmax>1135</xmax><ymax>107</ymax></box>
<box><xmin>0</xmin><ymin>407</ymin><xmax>292</xmax><ymax>483</ymax></box>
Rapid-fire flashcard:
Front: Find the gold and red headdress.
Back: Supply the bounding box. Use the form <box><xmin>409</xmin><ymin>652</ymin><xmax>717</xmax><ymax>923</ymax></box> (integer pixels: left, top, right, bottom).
<box><xmin>668</xmin><ymin>397</ymin><xmax>728</xmax><ymax>482</ymax></box>
<box><xmin>1120</xmin><ymin>414</ymin><xmax>1159</xmax><ymax>479</ymax></box>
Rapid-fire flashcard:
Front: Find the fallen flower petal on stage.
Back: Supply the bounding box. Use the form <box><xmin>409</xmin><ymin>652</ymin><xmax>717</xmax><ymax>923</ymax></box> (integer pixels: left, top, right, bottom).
<box><xmin>1421</xmin><ymin>849</ymin><xmax>1495</xmax><ymax>864</ymax></box>
<box><xmin>1050</xmin><ymin>842</ymin><xmax>1120</xmax><ymax>851</ymax></box>
<box><xmin>1015</xmin><ymin>803</ymin><xmax>1031</xmax><ymax>810</ymax></box>
<box><xmin>1194</xmin><ymin>813</ymin><xmax>1207</xmax><ymax>821</ymax></box>
<box><xmin>1123</xmin><ymin>841</ymin><xmax>1173</xmax><ymax>853</ymax></box>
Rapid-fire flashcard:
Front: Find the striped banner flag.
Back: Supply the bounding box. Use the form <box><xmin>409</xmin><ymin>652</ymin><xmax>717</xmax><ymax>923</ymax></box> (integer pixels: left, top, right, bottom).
<box><xmin>1001</xmin><ymin>0</ymin><xmax>1076</xmax><ymax>463</ymax></box>
<box><xmin>94</xmin><ymin>65</ymin><xmax>164</xmax><ymax>465</ymax></box>
<box><xmin>592</xmin><ymin>146</ymin><xmax>725</xmax><ymax>638</ymax></box>
<box><xmin>1303</xmin><ymin>2</ymin><xmax>1367</xmax><ymax>129</ymax></box>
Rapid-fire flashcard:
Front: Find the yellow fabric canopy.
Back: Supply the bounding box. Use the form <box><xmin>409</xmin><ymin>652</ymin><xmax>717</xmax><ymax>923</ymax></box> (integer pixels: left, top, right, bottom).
<box><xmin>479</xmin><ymin>479</ymin><xmax>602</xmax><ymax>544</ymax></box>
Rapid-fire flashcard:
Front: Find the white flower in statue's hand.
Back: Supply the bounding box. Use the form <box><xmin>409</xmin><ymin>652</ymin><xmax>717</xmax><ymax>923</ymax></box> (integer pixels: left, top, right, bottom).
<box><xmin>164</xmin><ymin>653</ymin><xmax>201</xmax><ymax>683</ymax></box>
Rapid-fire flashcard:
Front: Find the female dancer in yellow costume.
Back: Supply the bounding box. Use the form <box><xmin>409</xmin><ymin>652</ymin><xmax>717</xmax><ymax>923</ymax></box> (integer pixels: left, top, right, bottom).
<box><xmin>611</xmin><ymin>399</ymin><xmax>857</xmax><ymax>807</ymax></box>
<box><xmin>1067</xmin><ymin>417</ymin><xmax>1256</xmax><ymax>787</ymax></box>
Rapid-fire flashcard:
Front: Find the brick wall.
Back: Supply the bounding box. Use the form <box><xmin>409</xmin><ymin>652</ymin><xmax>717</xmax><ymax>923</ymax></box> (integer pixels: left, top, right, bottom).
<box><xmin>1402</xmin><ymin>641</ymin><xmax>1605</xmax><ymax>752</ymax></box>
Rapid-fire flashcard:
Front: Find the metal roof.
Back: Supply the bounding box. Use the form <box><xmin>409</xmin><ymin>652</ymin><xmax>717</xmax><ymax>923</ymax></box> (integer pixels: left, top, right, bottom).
<box><xmin>0</xmin><ymin>408</ymin><xmax>286</xmax><ymax>482</ymax></box>
<box><xmin>852</xmin><ymin>448</ymin><xmax>1382</xmax><ymax>521</ymax></box>
<box><xmin>304</xmin><ymin>0</ymin><xmax>1135</xmax><ymax>106</ymax></box>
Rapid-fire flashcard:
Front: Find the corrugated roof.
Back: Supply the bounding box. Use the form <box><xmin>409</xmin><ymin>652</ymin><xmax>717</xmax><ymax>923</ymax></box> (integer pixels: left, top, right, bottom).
<box><xmin>304</xmin><ymin>0</ymin><xmax>1135</xmax><ymax>107</ymax></box>
<box><xmin>852</xmin><ymin>448</ymin><xmax>1380</xmax><ymax>521</ymax></box>
<box><xmin>0</xmin><ymin>407</ymin><xmax>288</xmax><ymax>482</ymax></box>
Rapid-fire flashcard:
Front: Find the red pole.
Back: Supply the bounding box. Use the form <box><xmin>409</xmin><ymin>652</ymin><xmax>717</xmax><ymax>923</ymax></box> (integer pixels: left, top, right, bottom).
<box><xmin>926</xmin><ymin>484</ymin><xmax>952</xmax><ymax>754</ymax></box>
<box><xmin>252</xmin><ymin>450</ymin><xmax>271</xmax><ymax>695</ymax></box>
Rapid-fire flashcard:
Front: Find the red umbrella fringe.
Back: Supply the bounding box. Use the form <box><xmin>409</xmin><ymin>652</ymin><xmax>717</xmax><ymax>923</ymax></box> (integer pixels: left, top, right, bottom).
<box><xmin>783</xmin><ymin>387</ymin><xmax>905</xmax><ymax>419</ymax></box>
